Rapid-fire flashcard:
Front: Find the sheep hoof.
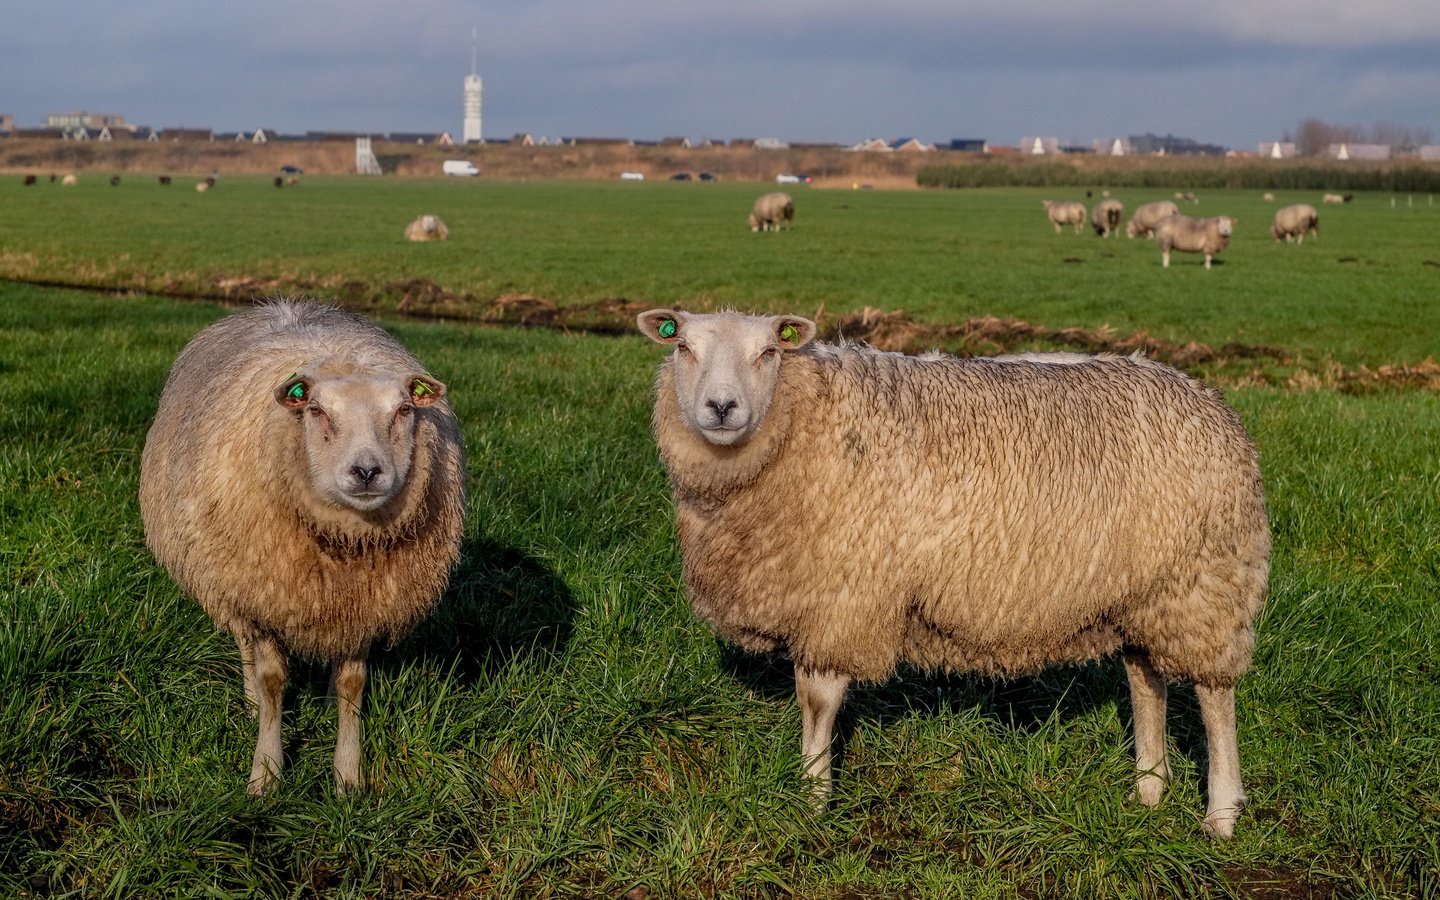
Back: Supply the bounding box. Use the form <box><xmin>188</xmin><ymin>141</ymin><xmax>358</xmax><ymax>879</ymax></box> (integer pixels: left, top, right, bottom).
<box><xmin>1129</xmin><ymin>775</ymin><xmax>1168</xmax><ymax>808</ymax></box>
<box><xmin>246</xmin><ymin>771</ymin><xmax>277</xmax><ymax>797</ymax></box>
<box><xmin>1202</xmin><ymin>800</ymin><xmax>1245</xmax><ymax>840</ymax></box>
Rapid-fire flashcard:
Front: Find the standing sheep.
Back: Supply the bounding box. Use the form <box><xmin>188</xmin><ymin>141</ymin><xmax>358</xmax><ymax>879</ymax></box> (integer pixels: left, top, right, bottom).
<box><xmin>1090</xmin><ymin>198</ymin><xmax>1125</xmax><ymax>237</ymax></box>
<box><xmin>1041</xmin><ymin>200</ymin><xmax>1086</xmax><ymax>234</ymax></box>
<box><xmin>749</xmin><ymin>192</ymin><xmax>795</xmax><ymax>232</ymax></box>
<box><xmin>404</xmin><ymin>214</ymin><xmax>450</xmax><ymax>241</ymax></box>
<box><xmin>1271</xmin><ymin>204</ymin><xmax>1319</xmax><ymax>244</ymax></box>
<box><xmin>1153</xmin><ymin>214</ymin><xmax>1235</xmax><ymax>269</ymax></box>
<box><xmin>139</xmin><ymin>300</ymin><xmax>466</xmax><ymax>795</ymax></box>
<box><xmin>638</xmin><ymin>309</ymin><xmax>1270</xmax><ymax>839</ymax></box>
<box><xmin>1125</xmin><ymin>200</ymin><xmax>1181</xmax><ymax>239</ymax></box>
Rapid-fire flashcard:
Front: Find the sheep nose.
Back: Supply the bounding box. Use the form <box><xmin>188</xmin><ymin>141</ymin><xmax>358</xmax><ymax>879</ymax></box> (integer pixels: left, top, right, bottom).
<box><xmin>706</xmin><ymin>398</ymin><xmax>738</xmax><ymax>422</ymax></box>
<box><xmin>351</xmin><ymin>465</ymin><xmax>382</xmax><ymax>486</ymax></box>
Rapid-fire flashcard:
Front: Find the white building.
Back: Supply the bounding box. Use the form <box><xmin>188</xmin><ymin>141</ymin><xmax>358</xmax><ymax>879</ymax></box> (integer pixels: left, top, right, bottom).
<box><xmin>462</xmin><ymin>30</ymin><xmax>483</xmax><ymax>144</ymax></box>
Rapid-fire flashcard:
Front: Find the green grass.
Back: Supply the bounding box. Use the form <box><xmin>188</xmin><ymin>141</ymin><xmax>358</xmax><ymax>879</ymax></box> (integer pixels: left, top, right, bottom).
<box><xmin>2</xmin><ymin>176</ymin><xmax>1439</xmax><ymax>371</ymax></box>
<box><xmin>2</xmin><ymin>281</ymin><xmax>1437</xmax><ymax>898</ymax></box>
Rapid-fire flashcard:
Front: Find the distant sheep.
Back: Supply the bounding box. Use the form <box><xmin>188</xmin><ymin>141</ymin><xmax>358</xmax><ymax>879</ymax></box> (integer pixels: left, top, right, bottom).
<box><xmin>1271</xmin><ymin>204</ymin><xmax>1319</xmax><ymax>244</ymax></box>
<box><xmin>749</xmin><ymin>192</ymin><xmax>795</xmax><ymax>232</ymax></box>
<box><xmin>139</xmin><ymin>300</ymin><xmax>466</xmax><ymax>795</ymax></box>
<box><xmin>1041</xmin><ymin>200</ymin><xmax>1086</xmax><ymax>234</ymax></box>
<box><xmin>287</xmin><ymin>176</ymin><xmax>300</xmax><ymax>187</ymax></box>
<box><xmin>1185</xmin><ymin>192</ymin><xmax>1199</xmax><ymax>203</ymax></box>
<box><xmin>158</xmin><ymin>175</ymin><xmax>172</xmax><ymax>186</ymax></box>
<box><xmin>1262</xmin><ymin>193</ymin><xmax>1274</xmax><ymax>202</ymax></box>
<box><xmin>1091</xmin><ymin>198</ymin><xmax>1125</xmax><ymax>237</ymax></box>
<box><xmin>1321</xmin><ymin>193</ymin><xmax>1354</xmax><ymax>205</ymax></box>
<box><xmin>61</xmin><ymin>174</ymin><xmax>77</xmax><ymax>186</ymax></box>
<box><xmin>274</xmin><ymin>176</ymin><xmax>284</xmax><ymax>188</ymax></box>
<box><xmin>1153</xmin><ymin>214</ymin><xmax>1235</xmax><ymax>269</ymax></box>
<box><xmin>22</xmin><ymin>175</ymin><xmax>36</xmax><ymax>186</ymax></box>
<box><xmin>638</xmin><ymin>309</ymin><xmax>1270</xmax><ymax>839</ymax></box>
<box><xmin>110</xmin><ymin>175</ymin><xmax>121</xmax><ymax>187</ymax></box>
<box><xmin>404</xmin><ymin>214</ymin><xmax>450</xmax><ymax>241</ymax></box>
<box><xmin>195</xmin><ymin>181</ymin><xmax>210</xmax><ymax>192</ymax></box>
<box><xmin>1126</xmin><ymin>200</ymin><xmax>1181</xmax><ymax>239</ymax></box>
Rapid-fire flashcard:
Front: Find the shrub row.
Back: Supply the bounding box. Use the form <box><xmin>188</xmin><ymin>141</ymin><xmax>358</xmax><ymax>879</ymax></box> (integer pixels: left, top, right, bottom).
<box><xmin>916</xmin><ymin>160</ymin><xmax>1440</xmax><ymax>192</ymax></box>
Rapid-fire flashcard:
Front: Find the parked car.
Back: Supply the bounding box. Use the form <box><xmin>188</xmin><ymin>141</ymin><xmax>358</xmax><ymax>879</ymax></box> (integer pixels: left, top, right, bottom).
<box><xmin>670</xmin><ymin>172</ymin><xmax>692</xmax><ymax>181</ymax></box>
<box><xmin>620</xmin><ymin>171</ymin><xmax>645</xmax><ymax>181</ymax></box>
<box><xmin>280</xmin><ymin>165</ymin><xmax>304</xmax><ymax>174</ymax></box>
<box><xmin>776</xmin><ymin>173</ymin><xmax>812</xmax><ymax>184</ymax></box>
<box><xmin>698</xmin><ymin>172</ymin><xmax>718</xmax><ymax>182</ymax></box>
<box><xmin>442</xmin><ymin>160</ymin><xmax>480</xmax><ymax>176</ymax></box>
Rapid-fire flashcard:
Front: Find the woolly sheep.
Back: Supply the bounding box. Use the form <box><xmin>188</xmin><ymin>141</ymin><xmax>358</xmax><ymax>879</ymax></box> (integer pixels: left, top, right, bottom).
<box><xmin>404</xmin><ymin>214</ymin><xmax>450</xmax><ymax>242</ymax></box>
<box><xmin>1041</xmin><ymin>200</ymin><xmax>1086</xmax><ymax>234</ymax></box>
<box><xmin>1321</xmin><ymin>193</ymin><xmax>1352</xmax><ymax>205</ymax></box>
<box><xmin>1090</xmin><ymin>198</ymin><xmax>1125</xmax><ymax>237</ymax></box>
<box><xmin>1125</xmin><ymin>200</ymin><xmax>1181</xmax><ymax>239</ymax></box>
<box><xmin>195</xmin><ymin>181</ymin><xmax>210</xmax><ymax>192</ymax></box>
<box><xmin>61</xmin><ymin>174</ymin><xmax>77</xmax><ymax>186</ymax></box>
<box><xmin>1271</xmin><ymin>204</ymin><xmax>1319</xmax><ymax>244</ymax></box>
<box><xmin>637</xmin><ymin>308</ymin><xmax>1270</xmax><ymax>839</ymax></box>
<box><xmin>749</xmin><ymin>192</ymin><xmax>795</xmax><ymax>232</ymax></box>
<box><xmin>1153</xmin><ymin>214</ymin><xmax>1235</xmax><ymax>269</ymax></box>
<box><xmin>139</xmin><ymin>300</ymin><xmax>466</xmax><ymax>795</ymax></box>
<box><xmin>1262</xmin><ymin>193</ymin><xmax>1274</xmax><ymax>202</ymax></box>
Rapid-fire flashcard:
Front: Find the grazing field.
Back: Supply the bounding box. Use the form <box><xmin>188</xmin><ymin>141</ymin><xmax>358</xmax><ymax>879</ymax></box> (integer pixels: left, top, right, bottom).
<box><xmin>2</xmin><ymin>177</ymin><xmax>1439</xmax><ymax>898</ymax></box>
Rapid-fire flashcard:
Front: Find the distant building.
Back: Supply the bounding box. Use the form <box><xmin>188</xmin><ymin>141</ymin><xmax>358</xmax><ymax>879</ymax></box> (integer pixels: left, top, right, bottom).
<box><xmin>849</xmin><ymin>138</ymin><xmax>892</xmax><ymax>152</ymax></box>
<box><xmin>0</xmin><ymin>114</ymin><xmax>13</xmax><ymax>134</ymax></box>
<box><xmin>1093</xmin><ymin>137</ymin><xmax>1132</xmax><ymax>156</ymax></box>
<box><xmin>463</xmin><ymin>29</ymin><xmax>482</xmax><ymax>143</ymax></box>
<box><xmin>1020</xmin><ymin>136</ymin><xmax>1061</xmax><ymax>155</ymax></box>
<box><xmin>1326</xmin><ymin>143</ymin><xmax>1390</xmax><ymax>161</ymax></box>
<box><xmin>160</xmin><ymin>128</ymin><xmax>214</xmax><ymax>141</ymax></box>
<box><xmin>948</xmin><ymin>139</ymin><xmax>988</xmax><ymax>153</ymax></box>
<box><xmin>753</xmin><ymin>137</ymin><xmax>788</xmax><ymax>150</ymax></box>
<box><xmin>251</xmin><ymin>128</ymin><xmax>273</xmax><ymax>144</ymax></box>
<box><xmin>46</xmin><ymin>111</ymin><xmax>127</xmax><ymax>130</ymax></box>
<box><xmin>889</xmin><ymin>137</ymin><xmax>935</xmax><ymax>152</ymax></box>
<box><xmin>564</xmin><ymin>137</ymin><xmax>634</xmax><ymax>146</ymax></box>
<box><xmin>1419</xmin><ymin>146</ymin><xmax>1440</xmax><ymax>162</ymax></box>
<box><xmin>659</xmin><ymin>136</ymin><xmax>692</xmax><ymax>148</ymax></box>
<box><xmin>1259</xmin><ymin>142</ymin><xmax>1297</xmax><ymax>159</ymax></box>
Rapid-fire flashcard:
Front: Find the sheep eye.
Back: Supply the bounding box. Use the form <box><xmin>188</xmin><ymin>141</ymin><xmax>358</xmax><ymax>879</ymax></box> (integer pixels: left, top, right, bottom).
<box><xmin>396</xmin><ymin>404</ymin><xmax>413</xmax><ymax>418</ymax></box>
<box><xmin>308</xmin><ymin>406</ymin><xmax>324</xmax><ymax>418</ymax></box>
<box><xmin>675</xmin><ymin>341</ymin><xmax>690</xmax><ymax>355</ymax></box>
<box><xmin>760</xmin><ymin>346</ymin><xmax>778</xmax><ymax>359</ymax></box>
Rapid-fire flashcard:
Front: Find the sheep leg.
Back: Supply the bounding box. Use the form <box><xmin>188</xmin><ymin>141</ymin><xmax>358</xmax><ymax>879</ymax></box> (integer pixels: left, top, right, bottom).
<box><xmin>247</xmin><ymin>636</ymin><xmax>287</xmax><ymax>796</ymax></box>
<box><xmin>795</xmin><ymin>667</ymin><xmax>850</xmax><ymax>805</ymax></box>
<box><xmin>1123</xmin><ymin>652</ymin><xmax>1171</xmax><ymax>807</ymax></box>
<box><xmin>332</xmin><ymin>656</ymin><xmax>367</xmax><ymax>793</ymax></box>
<box><xmin>1162</xmin><ymin>249</ymin><xmax>1171</xmax><ymax>268</ymax></box>
<box><xmin>1196</xmin><ymin>682</ymin><xmax>1245</xmax><ymax>840</ymax></box>
<box><xmin>1204</xmin><ymin>254</ymin><xmax>1213</xmax><ymax>270</ymax></box>
<box><xmin>236</xmin><ymin>632</ymin><xmax>258</xmax><ymax>718</ymax></box>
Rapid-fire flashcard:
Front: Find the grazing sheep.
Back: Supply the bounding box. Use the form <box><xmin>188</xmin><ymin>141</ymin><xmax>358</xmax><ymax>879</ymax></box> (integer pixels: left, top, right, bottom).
<box><xmin>749</xmin><ymin>191</ymin><xmax>795</xmax><ymax>232</ymax></box>
<box><xmin>1271</xmin><ymin>204</ymin><xmax>1319</xmax><ymax>244</ymax></box>
<box><xmin>1125</xmin><ymin>200</ymin><xmax>1181</xmax><ymax>239</ymax></box>
<box><xmin>139</xmin><ymin>300</ymin><xmax>466</xmax><ymax>795</ymax></box>
<box><xmin>22</xmin><ymin>175</ymin><xmax>36</xmax><ymax>186</ymax></box>
<box><xmin>1185</xmin><ymin>192</ymin><xmax>1199</xmax><ymax>203</ymax></box>
<box><xmin>195</xmin><ymin>181</ymin><xmax>210</xmax><ymax>192</ymax></box>
<box><xmin>109</xmin><ymin>175</ymin><xmax>121</xmax><ymax>187</ymax></box>
<box><xmin>274</xmin><ymin>176</ymin><xmax>284</xmax><ymax>188</ymax></box>
<box><xmin>287</xmin><ymin>176</ymin><xmax>300</xmax><ymax>187</ymax></box>
<box><xmin>638</xmin><ymin>309</ymin><xmax>1269</xmax><ymax>839</ymax></box>
<box><xmin>1262</xmin><ymin>193</ymin><xmax>1274</xmax><ymax>202</ymax></box>
<box><xmin>1153</xmin><ymin>214</ymin><xmax>1235</xmax><ymax>269</ymax></box>
<box><xmin>158</xmin><ymin>175</ymin><xmax>172</xmax><ymax>186</ymax></box>
<box><xmin>1041</xmin><ymin>200</ymin><xmax>1087</xmax><ymax>234</ymax></box>
<box><xmin>404</xmin><ymin>214</ymin><xmax>450</xmax><ymax>242</ymax></box>
<box><xmin>61</xmin><ymin>174</ymin><xmax>77</xmax><ymax>186</ymax></box>
<box><xmin>1091</xmin><ymin>198</ymin><xmax>1125</xmax><ymax>237</ymax></box>
<box><xmin>1321</xmin><ymin>193</ymin><xmax>1348</xmax><ymax>205</ymax></box>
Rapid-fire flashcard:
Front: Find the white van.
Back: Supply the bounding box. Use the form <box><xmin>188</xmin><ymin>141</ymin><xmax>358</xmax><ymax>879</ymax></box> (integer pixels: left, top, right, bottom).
<box><xmin>442</xmin><ymin>160</ymin><xmax>480</xmax><ymax>177</ymax></box>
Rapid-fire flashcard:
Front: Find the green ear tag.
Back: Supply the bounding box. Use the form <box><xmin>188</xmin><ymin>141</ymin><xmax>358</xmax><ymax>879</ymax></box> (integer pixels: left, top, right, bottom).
<box><xmin>658</xmin><ymin>319</ymin><xmax>677</xmax><ymax>339</ymax></box>
<box><xmin>413</xmin><ymin>380</ymin><xmax>433</xmax><ymax>397</ymax></box>
<box><xmin>286</xmin><ymin>381</ymin><xmax>305</xmax><ymax>400</ymax></box>
<box><xmin>780</xmin><ymin>323</ymin><xmax>799</xmax><ymax>343</ymax></box>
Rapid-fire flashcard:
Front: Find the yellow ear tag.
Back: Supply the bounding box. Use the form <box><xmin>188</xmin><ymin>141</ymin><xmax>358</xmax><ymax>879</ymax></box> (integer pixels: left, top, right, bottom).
<box><xmin>412</xmin><ymin>380</ymin><xmax>434</xmax><ymax>398</ymax></box>
<box><xmin>780</xmin><ymin>324</ymin><xmax>799</xmax><ymax>343</ymax></box>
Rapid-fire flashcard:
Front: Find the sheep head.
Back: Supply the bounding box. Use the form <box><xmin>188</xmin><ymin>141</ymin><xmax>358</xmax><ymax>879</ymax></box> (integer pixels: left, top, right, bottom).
<box><xmin>275</xmin><ymin>371</ymin><xmax>447</xmax><ymax>511</ymax></box>
<box><xmin>1215</xmin><ymin>216</ymin><xmax>1235</xmax><ymax>236</ymax></box>
<box><xmin>638</xmin><ymin>309</ymin><xmax>815</xmax><ymax>447</ymax></box>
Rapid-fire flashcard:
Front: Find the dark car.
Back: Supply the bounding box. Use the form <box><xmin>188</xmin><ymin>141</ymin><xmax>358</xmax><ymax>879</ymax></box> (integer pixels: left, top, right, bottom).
<box><xmin>280</xmin><ymin>165</ymin><xmax>304</xmax><ymax>174</ymax></box>
<box><xmin>670</xmin><ymin>172</ymin><xmax>692</xmax><ymax>181</ymax></box>
<box><xmin>698</xmin><ymin>172</ymin><xmax>717</xmax><ymax>182</ymax></box>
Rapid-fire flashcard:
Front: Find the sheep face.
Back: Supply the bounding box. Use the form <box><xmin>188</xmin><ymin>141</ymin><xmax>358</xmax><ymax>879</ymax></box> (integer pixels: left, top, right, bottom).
<box><xmin>275</xmin><ymin>372</ymin><xmax>447</xmax><ymax>511</ymax></box>
<box><xmin>639</xmin><ymin>309</ymin><xmax>815</xmax><ymax>447</ymax></box>
<box><xmin>1216</xmin><ymin>217</ymin><xmax>1235</xmax><ymax>237</ymax></box>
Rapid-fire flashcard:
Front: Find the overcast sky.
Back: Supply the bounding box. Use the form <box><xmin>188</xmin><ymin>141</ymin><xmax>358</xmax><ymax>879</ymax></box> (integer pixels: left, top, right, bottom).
<box><xmin>5</xmin><ymin>1</ymin><xmax>1439</xmax><ymax>149</ymax></box>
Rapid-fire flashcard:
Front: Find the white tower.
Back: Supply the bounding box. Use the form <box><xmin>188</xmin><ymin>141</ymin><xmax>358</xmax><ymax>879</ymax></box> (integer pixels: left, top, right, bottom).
<box><xmin>463</xmin><ymin>28</ymin><xmax>483</xmax><ymax>144</ymax></box>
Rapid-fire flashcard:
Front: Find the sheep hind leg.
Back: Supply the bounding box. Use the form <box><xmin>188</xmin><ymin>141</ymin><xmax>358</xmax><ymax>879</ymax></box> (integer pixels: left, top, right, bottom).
<box><xmin>1196</xmin><ymin>682</ymin><xmax>1245</xmax><ymax>840</ymax></box>
<box><xmin>795</xmin><ymin>667</ymin><xmax>850</xmax><ymax>807</ymax></box>
<box><xmin>332</xmin><ymin>656</ymin><xmax>367</xmax><ymax>794</ymax></box>
<box><xmin>1123</xmin><ymin>652</ymin><xmax>1171</xmax><ymax>807</ymax></box>
<box><xmin>247</xmin><ymin>636</ymin><xmax>288</xmax><ymax>796</ymax></box>
<box><xmin>236</xmin><ymin>631</ymin><xmax>258</xmax><ymax>718</ymax></box>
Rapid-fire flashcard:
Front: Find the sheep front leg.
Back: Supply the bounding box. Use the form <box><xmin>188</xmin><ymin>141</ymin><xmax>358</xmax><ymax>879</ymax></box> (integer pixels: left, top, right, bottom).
<box><xmin>1123</xmin><ymin>652</ymin><xmax>1171</xmax><ymax>807</ymax></box>
<box><xmin>247</xmin><ymin>635</ymin><xmax>288</xmax><ymax>796</ymax></box>
<box><xmin>1162</xmin><ymin>249</ymin><xmax>1171</xmax><ymax>268</ymax></box>
<box><xmin>795</xmin><ymin>668</ymin><xmax>850</xmax><ymax>806</ymax></box>
<box><xmin>1204</xmin><ymin>254</ymin><xmax>1214</xmax><ymax>270</ymax></box>
<box><xmin>236</xmin><ymin>632</ymin><xmax>258</xmax><ymax>717</ymax></box>
<box><xmin>1196</xmin><ymin>683</ymin><xmax>1245</xmax><ymax>839</ymax></box>
<box><xmin>332</xmin><ymin>656</ymin><xmax>367</xmax><ymax>793</ymax></box>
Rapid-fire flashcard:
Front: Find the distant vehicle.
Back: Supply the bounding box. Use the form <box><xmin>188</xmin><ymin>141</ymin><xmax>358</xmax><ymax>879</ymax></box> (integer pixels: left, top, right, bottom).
<box><xmin>442</xmin><ymin>160</ymin><xmax>480</xmax><ymax>177</ymax></box>
<box><xmin>776</xmin><ymin>173</ymin><xmax>811</xmax><ymax>184</ymax></box>
<box><xmin>698</xmin><ymin>172</ymin><xmax>717</xmax><ymax>182</ymax></box>
<box><xmin>280</xmin><ymin>165</ymin><xmax>304</xmax><ymax>174</ymax></box>
<box><xmin>620</xmin><ymin>171</ymin><xmax>645</xmax><ymax>181</ymax></box>
<box><xmin>670</xmin><ymin>172</ymin><xmax>692</xmax><ymax>181</ymax></box>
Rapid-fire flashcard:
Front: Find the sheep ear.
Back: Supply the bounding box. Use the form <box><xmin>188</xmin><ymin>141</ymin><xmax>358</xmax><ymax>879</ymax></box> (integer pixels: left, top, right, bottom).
<box><xmin>409</xmin><ymin>374</ymin><xmax>446</xmax><ymax>406</ymax></box>
<box><xmin>638</xmin><ymin>308</ymin><xmax>684</xmax><ymax>344</ymax></box>
<box><xmin>275</xmin><ymin>374</ymin><xmax>310</xmax><ymax>408</ymax></box>
<box><xmin>775</xmin><ymin>316</ymin><xmax>816</xmax><ymax>349</ymax></box>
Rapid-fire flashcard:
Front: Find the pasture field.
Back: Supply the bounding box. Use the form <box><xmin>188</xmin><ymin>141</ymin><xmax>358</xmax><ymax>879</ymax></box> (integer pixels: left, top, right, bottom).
<box><xmin>1</xmin><ymin>178</ymin><xmax>1439</xmax><ymax>898</ymax></box>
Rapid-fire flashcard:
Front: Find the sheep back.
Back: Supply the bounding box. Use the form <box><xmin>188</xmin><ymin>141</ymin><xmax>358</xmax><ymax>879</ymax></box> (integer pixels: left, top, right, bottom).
<box><xmin>1127</xmin><ymin>201</ymin><xmax>1181</xmax><ymax>238</ymax></box>
<box><xmin>1271</xmin><ymin>204</ymin><xmax>1318</xmax><ymax>241</ymax></box>
<box><xmin>653</xmin><ymin>348</ymin><xmax>1268</xmax><ymax>687</ymax></box>
<box><xmin>750</xmin><ymin>192</ymin><xmax>795</xmax><ymax>230</ymax></box>
<box><xmin>140</xmin><ymin>300</ymin><xmax>466</xmax><ymax>660</ymax></box>
<box><xmin>1153</xmin><ymin>215</ymin><xmax>1232</xmax><ymax>255</ymax></box>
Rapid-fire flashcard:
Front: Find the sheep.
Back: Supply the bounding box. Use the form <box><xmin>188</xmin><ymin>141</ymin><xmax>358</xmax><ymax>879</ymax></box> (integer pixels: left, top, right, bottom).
<box><xmin>1041</xmin><ymin>200</ymin><xmax>1086</xmax><ymax>234</ymax></box>
<box><xmin>1153</xmin><ymin>214</ymin><xmax>1235</xmax><ymax>269</ymax></box>
<box><xmin>110</xmin><ymin>175</ymin><xmax>121</xmax><ymax>187</ymax></box>
<box><xmin>404</xmin><ymin>214</ymin><xmax>450</xmax><ymax>242</ymax></box>
<box><xmin>1271</xmin><ymin>204</ymin><xmax>1319</xmax><ymax>244</ymax></box>
<box><xmin>1125</xmin><ymin>200</ymin><xmax>1181</xmax><ymax>239</ymax></box>
<box><xmin>195</xmin><ymin>181</ymin><xmax>210</xmax><ymax>192</ymax></box>
<box><xmin>1262</xmin><ymin>193</ymin><xmax>1274</xmax><ymax>202</ymax></box>
<box><xmin>1185</xmin><ymin>192</ymin><xmax>1199</xmax><ymax>203</ymax></box>
<box><xmin>139</xmin><ymin>299</ymin><xmax>466</xmax><ymax>795</ymax></box>
<box><xmin>1090</xmin><ymin>198</ymin><xmax>1125</xmax><ymax>237</ymax></box>
<box><xmin>158</xmin><ymin>175</ymin><xmax>172</xmax><ymax>186</ymax></box>
<box><xmin>288</xmin><ymin>176</ymin><xmax>300</xmax><ymax>187</ymax></box>
<box><xmin>23</xmin><ymin>175</ymin><xmax>36</xmax><ymax>186</ymax></box>
<box><xmin>61</xmin><ymin>174</ymin><xmax>77</xmax><ymax>186</ymax></box>
<box><xmin>274</xmin><ymin>176</ymin><xmax>284</xmax><ymax>188</ymax></box>
<box><xmin>749</xmin><ymin>192</ymin><xmax>795</xmax><ymax>232</ymax></box>
<box><xmin>1322</xmin><ymin>193</ymin><xmax>1347</xmax><ymax>205</ymax></box>
<box><xmin>637</xmin><ymin>308</ymin><xmax>1270</xmax><ymax>839</ymax></box>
